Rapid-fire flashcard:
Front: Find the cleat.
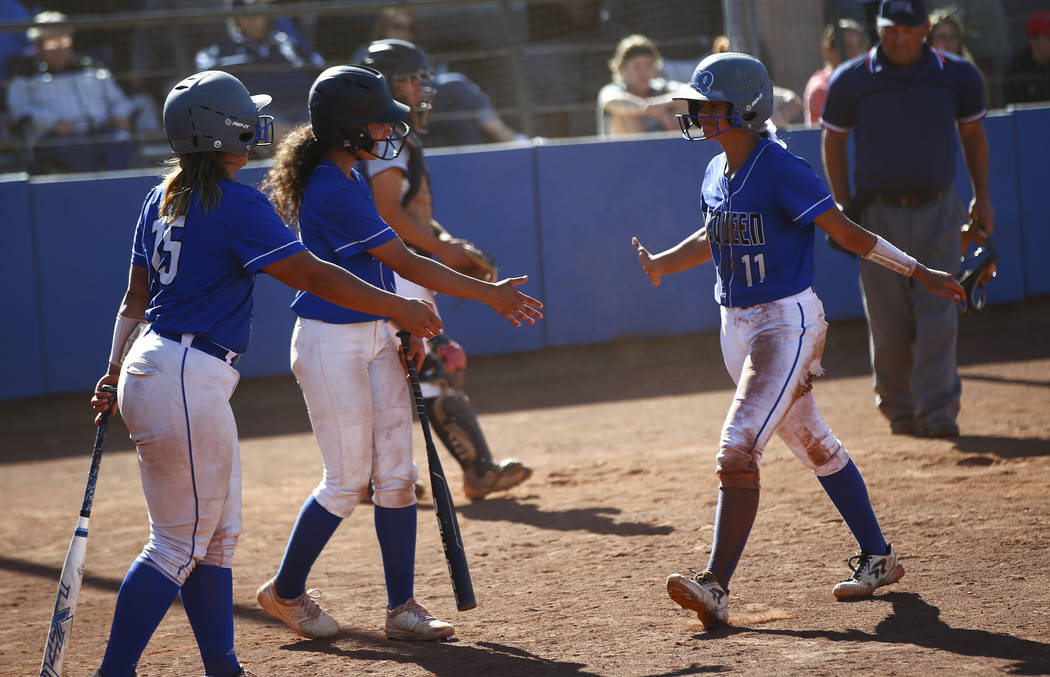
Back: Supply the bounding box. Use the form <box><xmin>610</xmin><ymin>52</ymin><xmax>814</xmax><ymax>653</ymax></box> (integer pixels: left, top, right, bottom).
<box><xmin>464</xmin><ymin>459</ymin><xmax>533</xmax><ymax>500</ymax></box>
<box><xmin>385</xmin><ymin>598</ymin><xmax>455</xmax><ymax>640</ymax></box>
<box><xmin>257</xmin><ymin>577</ymin><xmax>339</xmax><ymax>639</ymax></box>
<box><xmin>666</xmin><ymin>569</ymin><xmax>728</xmax><ymax>630</ymax></box>
<box><xmin>833</xmin><ymin>544</ymin><xmax>905</xmax><ymax>600</ymax></box>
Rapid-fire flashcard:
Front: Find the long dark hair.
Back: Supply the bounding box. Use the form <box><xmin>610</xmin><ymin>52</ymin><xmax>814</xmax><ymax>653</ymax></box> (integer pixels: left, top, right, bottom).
<box><xmin>261</xmin><ymin>123</ymin><xmax>328</xmax><ymax>229</ymax></box>
<box><xmin>158</xmin><ymin>153</ymin><xmax>226</xmax><ymax>222</ymax></box>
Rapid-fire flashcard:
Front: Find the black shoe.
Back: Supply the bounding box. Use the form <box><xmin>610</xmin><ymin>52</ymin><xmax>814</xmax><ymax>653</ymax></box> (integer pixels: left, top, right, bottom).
<box><xmin>890</xmin><ymin>420</ymin><xmax>920</xmax><ymax>436</ymax></box>
<box><xmin>926</xmin><ymin>422</ymin><xmax>960</xmax><ymax>439</ymax></box>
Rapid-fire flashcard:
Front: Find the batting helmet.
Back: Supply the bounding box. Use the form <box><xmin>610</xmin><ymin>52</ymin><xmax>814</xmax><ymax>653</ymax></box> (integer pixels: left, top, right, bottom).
<box><xmin>673</xmin><ymin>52</ymin><xmax>773</xmax><ymax>141</ymax></box>
<box><xmin>308</xmin><ymin>64</ymin><xmax>410</xmax><ymax>159</ymax></box>
<box><xmin>162</xmin><ymin>70</ymin><xmax>273</xmax><ymax>154</ymax></box>
<box><xmin>361</xmin><ymin>39</ymin><xmax>435</xmax><ymax>132</ymax></box>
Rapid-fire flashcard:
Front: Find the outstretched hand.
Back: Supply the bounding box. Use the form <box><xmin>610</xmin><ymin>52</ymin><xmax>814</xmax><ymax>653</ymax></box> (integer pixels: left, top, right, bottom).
<box><xmin>484</xmin><ymin>276</ymin><xmax>544</xmax><ymax>327</ymax></box>
<box><xmin>632</xmin><ymin>237</ymin><xmax>662</xmax><ymax>287</ymax></box>
<box><xmin>913</xmin><ymin>264</ymin><xmax>965</xmax><ymax>303</ymax></box>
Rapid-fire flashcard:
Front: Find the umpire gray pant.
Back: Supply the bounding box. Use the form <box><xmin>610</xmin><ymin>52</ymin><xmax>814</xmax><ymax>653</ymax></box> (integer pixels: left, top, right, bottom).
<box><xmin>859</xmin><ymin>192</ymin><xmax>965</xmax><ymax>431</ymax></box>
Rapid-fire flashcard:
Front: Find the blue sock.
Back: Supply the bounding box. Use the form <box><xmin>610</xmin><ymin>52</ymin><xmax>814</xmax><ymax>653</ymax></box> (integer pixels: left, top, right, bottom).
<box><xmin>818</xmin><ymin>459</ymin><xmax>888</xmax><ymax>554</ymax></box>
<box><xmin>180</xmin><ymin>564</ymin><xmax>240</xmax><ymax>677</ymax></box>
<box><xmin>274</xmin><ymin>497</ymin><xmax>342</xmax><ymax>600</ymax></box>
<box><xmin>706</xmin><ymin>487</ymin><xmax>760</xmax><ymax>591</ymax></box>
<box><xmin>374</xmin><ymin>504</ymin><xmax>417</xmax><ymax>609</ymax></box>
<box><xmin>99</xmin><ymin>557</ymin><xmax>180</xmax><ymax>677</ymax></box>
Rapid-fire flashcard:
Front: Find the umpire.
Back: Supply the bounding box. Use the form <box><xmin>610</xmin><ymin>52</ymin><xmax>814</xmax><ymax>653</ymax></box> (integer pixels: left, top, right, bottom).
<box><xmin>821</xmin><ymin>0</ymin><xmax>993</xmax><ymax>438</ymax></box>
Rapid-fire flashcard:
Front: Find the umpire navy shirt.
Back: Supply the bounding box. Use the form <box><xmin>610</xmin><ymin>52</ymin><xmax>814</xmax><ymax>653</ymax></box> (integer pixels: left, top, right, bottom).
<box><xmin>821</xmin><ymin>44</ymin><xmax>985</xmax><ymax>194</ymax></box>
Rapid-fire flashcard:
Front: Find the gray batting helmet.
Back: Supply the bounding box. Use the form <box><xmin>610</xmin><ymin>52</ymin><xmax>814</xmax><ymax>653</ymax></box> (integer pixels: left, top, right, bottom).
<box><xmin>162</xmin><ymin>70</ymin><xmax>273</xmax><ymax>154</ymax></box>
<box><xmin>673</xmin><ymin>52</ymin><xmax>773</xmax><ymax>140</ymax></box>
<box><xmin>308</xmin><ymin>65</ymin><xmax>410</xmax><ymax>159</ymax></box>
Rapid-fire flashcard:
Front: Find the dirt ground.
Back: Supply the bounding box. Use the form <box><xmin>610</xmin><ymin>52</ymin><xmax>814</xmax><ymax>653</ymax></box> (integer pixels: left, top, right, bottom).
<box><xmin>2</xmin><ymin>297</ymin><xmax>1049</xmax><ymax>677</ymax></box>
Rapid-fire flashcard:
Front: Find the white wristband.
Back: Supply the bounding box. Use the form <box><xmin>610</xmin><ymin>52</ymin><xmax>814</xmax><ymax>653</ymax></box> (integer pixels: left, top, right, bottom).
<box><xmin>863</xmin><ymin>236</ymin><xmax>917</xmax><ymax>276</ymax></box>
<box><xmin>109</xmin><ymin>314</ymin><xmax>144</xmax><ymax>367</ymax></box>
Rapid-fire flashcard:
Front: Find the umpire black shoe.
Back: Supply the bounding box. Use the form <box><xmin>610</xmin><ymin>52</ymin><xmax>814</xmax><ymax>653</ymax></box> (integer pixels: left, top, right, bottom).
<box><xmin>926</xmin><ymin>422</ymin><xmax>960</xmax><ymax>439</ymax></box>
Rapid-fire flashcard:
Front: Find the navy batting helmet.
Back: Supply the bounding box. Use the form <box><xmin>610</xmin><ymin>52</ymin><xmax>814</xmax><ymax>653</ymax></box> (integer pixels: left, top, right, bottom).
<box><xmin>361</xmin><ymin>39</ymin><xmax>435</xmax><ymax>132</ymax></box>
<box><xmin>162</xmin><ymin>70</ymin><xmax>273</xmax><ymax>154</ymax></box>
<box><xmin>673</xmin><ymin>52</ymin><xmax>773</xmax><ymax>141</ymax></box>
<box><xmin>309</xmin><ymin>65</ymin><xmax>410</xmax><ymax>159</ymax></box>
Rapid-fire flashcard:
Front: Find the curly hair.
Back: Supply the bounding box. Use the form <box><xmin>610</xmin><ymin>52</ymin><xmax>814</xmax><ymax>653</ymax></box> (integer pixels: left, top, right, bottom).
<box><xmin>260</xmin><ymin>123</ymin><xmax>328</xmax><ymax>229</ymax></box>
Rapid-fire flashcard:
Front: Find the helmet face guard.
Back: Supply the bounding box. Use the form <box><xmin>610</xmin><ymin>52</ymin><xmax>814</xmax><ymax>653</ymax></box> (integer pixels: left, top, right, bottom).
<box><xmin>255</xmin><ymin>113</ymin><xmax>275</xmax><ymax>147</ymax></box>
<box><xmin>365</xmin><ymin>119</ymin><xmax>411</xmax><ymax>160</ymax></box>
<box><xmin>676</xmin><ymin>99</ymin><xmax>737</xmax><ymax>141</ymax></box>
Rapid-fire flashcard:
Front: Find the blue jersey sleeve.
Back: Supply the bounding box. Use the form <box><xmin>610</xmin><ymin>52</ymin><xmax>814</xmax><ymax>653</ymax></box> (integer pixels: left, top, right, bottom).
<box><xmin>773</xmin><ymin>153</ymin><xmax>835</xmax><ymax>225</ymax></box>
<box><xmin>221</xmin><ymin>184</ymin><xmax>306</xmax><ymax>274</ymax></box>
<box><xmin>130</xmin><ymin>186</ymin><xmax>162</xmax><ymax>267</ymax></box>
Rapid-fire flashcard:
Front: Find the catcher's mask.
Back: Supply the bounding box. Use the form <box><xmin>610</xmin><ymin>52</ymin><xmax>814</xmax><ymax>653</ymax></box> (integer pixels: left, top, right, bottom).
<box><xmin>308</xmin><ymin>65</ymin><xmax>410</xmax><ymax>160</ymax></box>
<box><xmin>957</xmin><ymin>239</ymin><xmax>998</xmax><ymax>314</ymax></box>
<box><xmin>362</xmin><ymin>39</ymin><xmax>436</xmax><ymax>133</ymax></box>
<box><xmin>673</xmin><ymin>52</ymin><xmax>773</xmax><ymax>142</ymax></box>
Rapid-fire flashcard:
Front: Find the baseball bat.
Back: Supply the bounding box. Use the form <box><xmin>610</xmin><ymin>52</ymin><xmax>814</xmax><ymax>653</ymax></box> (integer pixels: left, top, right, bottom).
<box><xmin>397</xmin><ymin>331</ymin><xmax>477</xmax><ymax>611</ymax></box>
<box><xmin>40</xmin><ymin>384</ymin><xmax>117</xmax><ymax>677</ymax></box>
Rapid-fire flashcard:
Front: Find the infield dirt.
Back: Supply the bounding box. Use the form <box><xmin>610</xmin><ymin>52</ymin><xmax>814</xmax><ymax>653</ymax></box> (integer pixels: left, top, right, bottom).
<box><xmin>2</xmin><ymin>298</ymin><xmax>1048</xmax><ymax>676</ymax></box>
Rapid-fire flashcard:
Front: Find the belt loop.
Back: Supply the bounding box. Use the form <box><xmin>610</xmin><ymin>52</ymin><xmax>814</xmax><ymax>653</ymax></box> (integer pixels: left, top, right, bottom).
<box><xmin>180</xmin><ymin>333</ymin><xmax>194</xmax><ymax>348</ymax></box>
<box><xmin>223</xmin><ymin>350</ymin><xmax>237</xmax><ymax>365</ymax></box>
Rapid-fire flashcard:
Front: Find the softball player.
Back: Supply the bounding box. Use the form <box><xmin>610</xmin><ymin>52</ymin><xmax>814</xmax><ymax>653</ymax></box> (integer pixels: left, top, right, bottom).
<box><xmin>632</xmin><ymin>53</ymin><xmax>964</xmax><ymax>631</ymax></box>
<box><xmin>89</xmin><ymin>70</ymin><xmax>440</xmax><ymax>677</ymax></box>
<box><xmin>255</xmin><ymin>65</ymin><xmax>542</xmax><ymax>642</ymax></box>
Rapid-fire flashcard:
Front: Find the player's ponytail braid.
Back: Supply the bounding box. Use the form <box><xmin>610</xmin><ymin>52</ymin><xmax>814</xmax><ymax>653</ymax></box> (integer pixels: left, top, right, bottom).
<box><xmin>261</xmin><ymin>123</ymin><xmax>328</xmax><ymax>231</ymax></box>
<box><xmin>158</xmin><ymin>153</ymin><xmax>226</xmax><ymax>222</ymax></box>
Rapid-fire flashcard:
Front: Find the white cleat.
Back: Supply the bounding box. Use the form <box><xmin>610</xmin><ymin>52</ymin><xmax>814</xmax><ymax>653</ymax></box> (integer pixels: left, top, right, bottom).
<box><xmin>666</xmin><ymin>569</ymin><xmax>729</xmax><ymax>631</ymax></box>
<box><xmin>833</xmin><ymin>544</ymin><xmax>905</xmax><ymax>600</ymax></box>
<box><xmin>257</xmin><ymin>577</ymin><xmax>339</xmax><ymax>639</ymax></box>
<box><xmin>385</xmin><ymin>598</ymin><xmax>455</xmax><ymax>640</ymax></box>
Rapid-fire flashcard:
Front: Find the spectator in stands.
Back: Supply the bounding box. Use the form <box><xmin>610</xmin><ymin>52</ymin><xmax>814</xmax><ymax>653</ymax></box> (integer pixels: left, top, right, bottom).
<box><xmin>5</xmin><ymin>11</ymin><xmax>138</xmax><ymax>173</ymax></box>
<box><xmin>804</xmin><ymin>19</ymin><xmax>869</xmax><ymax>125</ymax></box>
<box><xmin>194</xmin><ymin>0</ymin><xmax>324</xmax><ymax>134</ymax></box>
<box><xmin>596</xmin><ymin>34</ymin><xmax>682</xmax><ymax>136</ymax></box>
<box><xmin>1004</xmin><ymin>9</ymin><xmax>1050</xmax><ymax>105</ymax></box>
<box><xmin>353</xmin><ymin>7</ymin><xmax>525</xmax><ymax>148</ymax></box>
<box><xmin>927</xmin><ymin>7</ymin><xmax>974</xmax><ymax>62</ymax></box>
<box><xmin>928</xmin><ymin>0</ymin><xmax>1009</xmax><ymax>107</ymax></box>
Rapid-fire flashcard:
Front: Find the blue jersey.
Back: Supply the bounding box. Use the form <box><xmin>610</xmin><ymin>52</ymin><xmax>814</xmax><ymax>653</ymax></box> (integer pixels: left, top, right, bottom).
<box><xmin>131</xmin><ymin>180</ymin><xmax>306</xmax><ymax>354</ymax></box>
<box><xmin>291</xmin><ymin>160</ymin><xmax>399</xmax><ymax>324</ymax></box>
<box><xmin>702</xmin><ymin>138</ymin><xmax>835</xmax><ymax>308</ymax></box>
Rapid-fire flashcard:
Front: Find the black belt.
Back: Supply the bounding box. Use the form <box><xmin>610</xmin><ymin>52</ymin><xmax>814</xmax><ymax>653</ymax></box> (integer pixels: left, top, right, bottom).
<box><xmin>859</xmin><ymin>188</ymin><xmax>951</xmax><ymax>209</ymax></box>
<box><xmin>150</xmin><ymin>327</ymin><xmax>241</xmax><ymax>367</ymax></box>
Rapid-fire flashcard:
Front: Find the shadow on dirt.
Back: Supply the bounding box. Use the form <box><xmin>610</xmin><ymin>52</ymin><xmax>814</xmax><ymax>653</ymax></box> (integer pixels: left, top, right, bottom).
<box><xmin>278</xmin><ymin>635</ymin><xmax>601</xmax><ymax>676</ymax></box>
<box><xmin>952</xmin><ymin>435</ymin><xmax>1050</xmax><ymax>459</ymax></box>
<box><xmin>458</xmin><ymin>498</ymin><xmax>674</xmax><ymax>537</ymax></box>
<box><xmin>738</xmin><ymin>592</ymin><xmax>1050</xmax><ymax>675</ymax></box>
